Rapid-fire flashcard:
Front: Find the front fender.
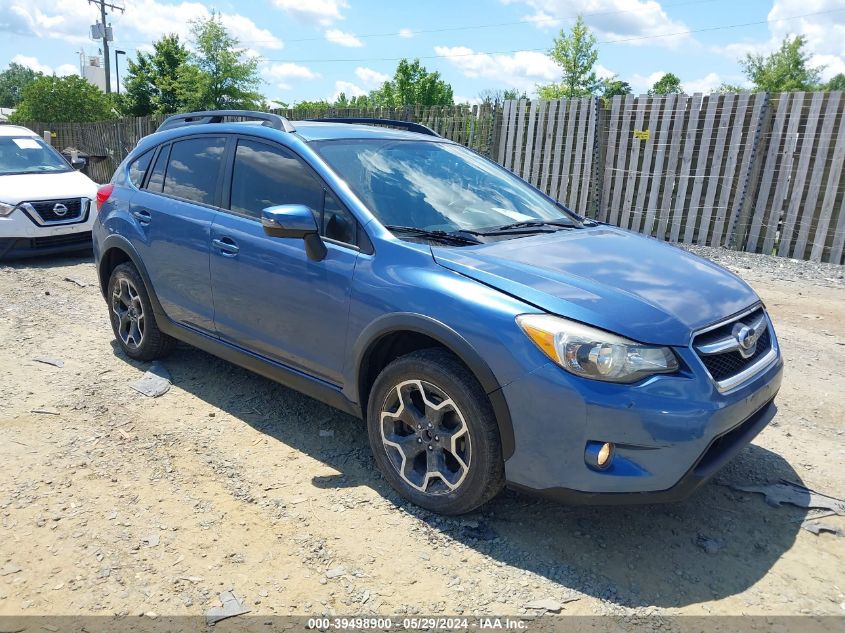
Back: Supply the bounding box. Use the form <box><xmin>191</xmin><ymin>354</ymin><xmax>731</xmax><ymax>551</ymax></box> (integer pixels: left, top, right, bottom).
<box><xmin>347</xmin><ymin>311</ymin><xmax>516</xmax><ymax>459</ymax></box>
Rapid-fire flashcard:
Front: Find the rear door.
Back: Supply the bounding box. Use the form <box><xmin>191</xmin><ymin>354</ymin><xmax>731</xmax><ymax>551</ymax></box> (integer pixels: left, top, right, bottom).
<box><xmin>129</xmin><ymin>135</ymin><xmax>227</xmax><ymax>333</ymax></box>
<box><xmin>209</xmin><ymin>136</ymin><xmax>361</xmax><ymax>385</ymax></box>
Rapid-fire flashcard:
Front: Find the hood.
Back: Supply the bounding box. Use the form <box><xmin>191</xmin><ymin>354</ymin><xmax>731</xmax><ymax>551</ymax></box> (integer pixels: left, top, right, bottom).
<box><xmin>431</xmin><ymin>226</ymin><xmax>759</xmax><ymax>346</ymax></box>
<box><xmin>0</xmin><ymin>170</ymin><xmax>98</xmax><ymax>204</ymax></box>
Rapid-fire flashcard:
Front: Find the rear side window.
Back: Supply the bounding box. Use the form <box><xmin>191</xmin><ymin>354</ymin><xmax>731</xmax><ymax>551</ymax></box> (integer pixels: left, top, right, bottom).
<box><xmin>230</xmin><ymin>139</ymin><xmax>322</xmax><ymax>218</ymax></box>
<box><xmin>145</xmin><ymin>145</ymin><xmax>169</xmax><ymax>193</ymax></box>
<box><xmin>162</xmin><ymin>137</ymin><xmax>226</xmax><ymax>205</ymax></box>
<box><xmin>128</xmin><ymin>150</ymin><xmax>153</xmax><ymax>188</ymax></box>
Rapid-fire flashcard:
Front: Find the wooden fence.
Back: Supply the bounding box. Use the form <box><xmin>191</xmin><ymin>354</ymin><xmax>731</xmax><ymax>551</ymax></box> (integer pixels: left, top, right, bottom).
<box><xmin>9</xmin><ymin>93</ymin><xmax>845</xmax><ymax>264</ymax></box>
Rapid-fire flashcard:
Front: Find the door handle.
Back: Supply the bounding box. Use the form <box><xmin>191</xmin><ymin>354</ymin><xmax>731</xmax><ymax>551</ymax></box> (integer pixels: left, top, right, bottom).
<box><xmin>132</xmin><ymin>209</ymin><xmax>152</xmax><ymax>224</ymax></box>
<box><xmin>212</xmin><ymin>237</ymin><xmax>240</xmax><ymax>256</ymax></box>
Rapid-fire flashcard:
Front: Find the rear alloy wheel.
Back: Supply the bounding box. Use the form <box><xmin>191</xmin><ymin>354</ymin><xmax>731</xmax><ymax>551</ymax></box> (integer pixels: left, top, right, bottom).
<box><xmin>107</xmin><ymin>263</ymin><xmax>175</xmax><ymax>361</ymax></box>
<box><xmin>367</xmin><ymin>349</ymin><xmax>504</xmax><ymax>515</ymax></box>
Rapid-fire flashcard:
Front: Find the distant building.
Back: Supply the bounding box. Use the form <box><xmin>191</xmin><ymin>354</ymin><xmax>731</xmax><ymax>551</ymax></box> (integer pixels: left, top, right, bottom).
<box><xmin>81</xmin><ymin>54</ymin><xmax>106</xmax><ymax>92</ymax></box>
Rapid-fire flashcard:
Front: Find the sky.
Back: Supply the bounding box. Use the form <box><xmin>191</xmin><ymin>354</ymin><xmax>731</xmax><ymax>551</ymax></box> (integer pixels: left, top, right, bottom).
<box><xmin>0</xmin><ymin>0</ymin><xmax>843</xmax><ymax>105</ymax></box>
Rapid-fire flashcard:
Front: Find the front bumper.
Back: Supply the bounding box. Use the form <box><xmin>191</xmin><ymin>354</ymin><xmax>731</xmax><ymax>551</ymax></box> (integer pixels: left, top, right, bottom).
<box><xmin>501</xmin><ymin>344</ymin><xmax>783</xmax><ymax>503</ymax></box>
<box><xmin>0</xmin><ymin>232</ymin><xmax>93</xmax><ymax>260</ymax></box>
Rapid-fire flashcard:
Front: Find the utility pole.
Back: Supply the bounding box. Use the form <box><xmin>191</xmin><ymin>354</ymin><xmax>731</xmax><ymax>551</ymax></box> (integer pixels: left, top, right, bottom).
<box><xmin>88</xmin><ymin>0</ymin><xmax>124</xmax><ymax>94</ymax></box>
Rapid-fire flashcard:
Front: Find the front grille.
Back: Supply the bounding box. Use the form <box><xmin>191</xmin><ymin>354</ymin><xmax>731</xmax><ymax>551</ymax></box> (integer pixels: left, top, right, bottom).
<box><xmin>694</xmin><ymin>308</ymin><xmax>773</xmax><ymax>384</ymax></box>
<box><xmin>27</xmin><ymin>198</ymin><xmax>85</xmax><ymax>223</ymax></box>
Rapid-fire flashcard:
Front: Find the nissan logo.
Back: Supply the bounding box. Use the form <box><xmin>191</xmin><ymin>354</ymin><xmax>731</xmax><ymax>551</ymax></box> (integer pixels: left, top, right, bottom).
<box><xmin>52</xmin><ymin>203</ymin><xmax>69</xmax><ymax>217</ymax></box>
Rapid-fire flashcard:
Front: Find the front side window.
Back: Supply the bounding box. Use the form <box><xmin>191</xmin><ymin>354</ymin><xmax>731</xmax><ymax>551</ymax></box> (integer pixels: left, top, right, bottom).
<box><xmin>312</xmin><ymin>139</ymin><xmax>580</xmax><ymax>233</ymax></box>
<box><xmin>0</xmin><ymin>136</ymin><xmax>70</xmax><ymax>176</ymax></box>
<box><xmin>229</xmin><ymin>138</ymin><xmax>358</xmax><ymax>246</ymax></box>
<box><xmin>162</xmin><ymin>137</ymin><xmax>226</xmax><ymax>205</ymax></box>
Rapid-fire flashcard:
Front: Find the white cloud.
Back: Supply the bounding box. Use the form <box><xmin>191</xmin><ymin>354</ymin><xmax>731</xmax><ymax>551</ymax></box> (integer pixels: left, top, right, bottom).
<box><xmin>325</xmin><ymin>28</ymin><xmax>363</xmax><ymax>47</ymax></box>
<box><xmin>332</xmin><ymin>80</ymin><xmax>367</xmax><ymax>101</ymax></box>
<box><xmin>595</xmin><ymin>64</ymin><xmax>616</xmax><ymax>80</ymax></box>
<box><xmin>628</xmin><ymin>70</ymin><xmax>667</xmax><ymax>94</ymax></box>
<box><xmin>684</xmin><ymin>72</ymin><xmax>723</xmax><ymax>94</ymax></box>
<box><xmin>0</xmin><ymin>0</ymin><xmax>283</xmax><ymax>50</ymax></box>
<box><xmin>503</xmin><ymin>0</ymin><xmax>691</xmax><ymax>47</ymax></box>
<box><xmin>354</xmin><ymin>66</ymin><xmax>390</xmax><ymax>86</ymax></box>
<box><xmin>435</xmin><ymin>45</ymin><xmax>560</xmax><ymax>93</ymax></box>
<box><xmin>262</xmin><ymin>62</ymin><xmax>320</xmax><ymax>91</ymax></box>
<box><xmin>272</xmin><ymin>0</ymin><xmax>348</xmax><ymax>26</ymax></box>
<box><xmin>398</xmin><ymin>27</ymin><xmax>414</xmax><ymax>38</ymax></box>
<box><xmin>720</xmin><ymin>0</ymin><xmax>845</xmax><ymax>81</ymax></box>
<box><xmin>11</xmin><ymin>54</ymin><xmax>77</xmax><ymax>76</ymax></box>
<box><xmin>453</xmin><ymin>95</ymin><xmax>482</xmax><ymax>105</ymax></box>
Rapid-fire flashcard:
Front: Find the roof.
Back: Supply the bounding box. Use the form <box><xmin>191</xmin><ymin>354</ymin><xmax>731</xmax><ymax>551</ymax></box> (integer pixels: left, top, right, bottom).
<box><xmin>291</xmin><ymin>120</ymin><xmax>445</xmax><ymax>142</ymax></box>
<box><xmin>0</xmin><ymin>125</ymin><xmax>38</xmax><ymax>138</ymax></box>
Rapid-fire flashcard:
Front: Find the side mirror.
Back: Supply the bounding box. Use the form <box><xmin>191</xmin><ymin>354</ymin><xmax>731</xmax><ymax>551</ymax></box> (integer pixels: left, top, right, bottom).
<box><xmin>261</xmin><ymin>204</ymin><xmax>327</xmax><ymax>261</ymax></box>
<box><xmin>71</xmin><ymin>157</ymin><xmax>86</xmax><ymax>171</ymax></box>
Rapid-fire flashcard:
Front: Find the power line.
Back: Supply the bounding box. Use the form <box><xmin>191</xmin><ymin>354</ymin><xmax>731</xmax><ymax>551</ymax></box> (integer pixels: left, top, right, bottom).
<box><xmin>261</xmin><ymin>7</ymin><xmax>845</xmax><ymax>64</ymax></box>
<box><xmin>111</xmin><ymin>0</ymin><xmax>726</xmax><ymax>47</ymax></box>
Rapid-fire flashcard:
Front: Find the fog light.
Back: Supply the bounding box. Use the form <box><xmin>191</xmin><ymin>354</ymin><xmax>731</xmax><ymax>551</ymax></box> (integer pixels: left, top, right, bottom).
<box><xmin>597</xmin><ymin>442</ymin><xmax>613</xmax><ymax>467</ymax></box>
<box><xmin>585</xmin><ymin>441</ymin><xmax>615</xmax><ymax>470</ymax></box>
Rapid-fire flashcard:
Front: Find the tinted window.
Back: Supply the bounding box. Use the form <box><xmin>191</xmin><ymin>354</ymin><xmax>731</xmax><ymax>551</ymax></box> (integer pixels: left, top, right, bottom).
<box><xmin>145</xmin><ymin>145</ymin><xmax>169</xmax><ymax>193</ymax></box>
<box><xmin>230</xmin><ymin>139</ymin><xmax>322</xmax><ymax>218</ymax></box>
<box><xmin>128</xmin><ymin>150</ymin><xmax>153</xmax><ymax>188</ymax></box>
<box><xmin>162</xmin><ymin>137</ymin><xmax>226</xmax><ymax>205</ymax></box>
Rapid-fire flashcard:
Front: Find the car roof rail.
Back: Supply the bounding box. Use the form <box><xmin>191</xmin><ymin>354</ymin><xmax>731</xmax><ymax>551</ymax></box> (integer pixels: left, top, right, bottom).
<box><xmin>156</xmin><ymin>110</ymin><xmax>296</xmax><ymax>133</ymax></box>
<box><xmin>308</xmin><ymin>118</ymin><xmax>441</xmax><ymax>138</ymax></box>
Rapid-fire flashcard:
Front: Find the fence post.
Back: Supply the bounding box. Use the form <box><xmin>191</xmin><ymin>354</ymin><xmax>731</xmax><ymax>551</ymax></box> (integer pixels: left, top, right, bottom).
<box><xmin>591</xmin><ymin>97</ymin><xmax>606</xmax><ymax>219</ymax></box>
<box><xmin>726</xmin><ymin>92</ymin><xmax>772</xmax><ymax>249</ymax></box>
<box><xmin>488</xmin><ymin>103</ymin><xmax>501</xmax><ymax>159</ymax></box>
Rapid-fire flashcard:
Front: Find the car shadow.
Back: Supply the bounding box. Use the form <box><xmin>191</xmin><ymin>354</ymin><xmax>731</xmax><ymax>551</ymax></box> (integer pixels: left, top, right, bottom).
<box><xmin>142</xmin><ymin>343</ymin><xmax>806</xmax><ymax>610</ymax></box>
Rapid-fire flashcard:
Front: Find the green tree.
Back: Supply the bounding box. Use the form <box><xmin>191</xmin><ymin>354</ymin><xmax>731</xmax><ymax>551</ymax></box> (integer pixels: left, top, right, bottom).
<box><xmin>369</xmin><ymin>58</ymin><xmax>453</xmax><ymax>107</ymax></box>
<box><xmin>717</xmin><ymin>82</ymin><xmax>749</xmax><ymax>94</ymax></box>
<box><xmin>477</xmin><ymin>88</ymin><xmax>526</xmax><ymax>104</ymax></box>
<box><xmin>649</xmin><ymin>73</ymin><xmax>683</xmax><ymax>96</ymax></box>
<box><xmin>740</xmin><ymin>35</ymin><xmax>823</xmax><ymax>92</ymax></box>
<box><xmin>0</xmin><ymin>63</ymin><xmax>42</xmax><ymax>108</ymax></box>
<box><xmin>123</xmin><ymin>34</ymin><xmax>195</xmax><ymax>116</ymax></box>
<box><xmin>538</xmin><ymin>16</ymin><xmax>602</xmax><ymax>99</ymax></box>
<box><xmin>9</xmin><ymin>75</ymin><xmax>115</xmax><ymax>122</ymax></box>
<box><xmin>824</xmin><ymin>73</ymin><xmax>845</xmax><ymax>91</ymax></box>
<box><xmin>601</xmin><ymin>77</ymin><xmax>632</xmax><ymax>98</ymax></box>
<box><xmin>189</xmin><ymin>13</ymin><xmax>263</xmax><ymax>110</ymax></box>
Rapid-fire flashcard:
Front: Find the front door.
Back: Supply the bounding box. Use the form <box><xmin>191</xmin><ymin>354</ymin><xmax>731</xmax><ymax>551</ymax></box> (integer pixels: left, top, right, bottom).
<box><xmin>210</xmin><ymin>137</ymin><xmax>362</xmax><ymax>385</ymax></box>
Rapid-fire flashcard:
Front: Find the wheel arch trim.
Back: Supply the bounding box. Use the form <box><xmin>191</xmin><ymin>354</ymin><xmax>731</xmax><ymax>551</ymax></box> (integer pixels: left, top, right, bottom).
<box><xmin>97</xmin><ymin>235</ymin><xmax>166</xmax><ymax>317</ymax></box>
<box><xmin>350</xmin><ymin>312</ymin><xmax>515</xmax><ymax>459</ymax></box>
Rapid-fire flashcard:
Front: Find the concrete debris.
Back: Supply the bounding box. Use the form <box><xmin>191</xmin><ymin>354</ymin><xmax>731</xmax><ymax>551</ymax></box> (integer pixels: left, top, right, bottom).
<box><xmin>130</xmin><ymin>362</ymin><xmax>171</xmax><ymax>398</ymax></box>
<box><xmin>205</xmin><ymin>591</ymin><xmax>250</xmax><ymax>624</ymax></box>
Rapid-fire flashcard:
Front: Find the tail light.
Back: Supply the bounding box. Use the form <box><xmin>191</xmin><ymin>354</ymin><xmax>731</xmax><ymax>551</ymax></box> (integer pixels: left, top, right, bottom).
<box><xmin>96</xmin><ymin>183</ymin><xmax>114</xmax><ymax>212</ymax></box>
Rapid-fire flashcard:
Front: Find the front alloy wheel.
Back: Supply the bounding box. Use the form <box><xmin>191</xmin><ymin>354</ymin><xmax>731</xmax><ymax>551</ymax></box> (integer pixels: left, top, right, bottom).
<box><xmin>366</xmin><ymin>349</ymin><xmax>504</xmax><ymax>515</ymax></box>
<box><xmin>380</xmin><ymin>379</ymin><xmax>471</xmax><ymax>495</ymax></box>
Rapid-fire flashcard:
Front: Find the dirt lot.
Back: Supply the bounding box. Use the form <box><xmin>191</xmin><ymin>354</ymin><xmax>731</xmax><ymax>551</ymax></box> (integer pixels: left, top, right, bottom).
<box><xmin>1</xmin><ymin>247</ymin><xmax>844</xmax><ymax>620</ymax></box>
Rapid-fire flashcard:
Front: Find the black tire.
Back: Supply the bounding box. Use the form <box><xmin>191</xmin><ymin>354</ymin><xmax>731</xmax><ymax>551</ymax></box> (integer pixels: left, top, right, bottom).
<box><xmin>366</xmin><ymin>348</ymin><xmax>504</xmax><ymax>515</ymax></box>
<box><xmin>107</xmin><ymin>262</ymin><xmax>175</xmax><ymax>361</ymax></box>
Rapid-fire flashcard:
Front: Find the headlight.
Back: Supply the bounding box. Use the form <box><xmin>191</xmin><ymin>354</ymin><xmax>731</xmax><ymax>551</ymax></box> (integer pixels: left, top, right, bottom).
<box><xmin>516</xmin><ymin>314</ymin><xmax>679</xmax><ymax>383</ymax></box>
<box><xmin>0</xmin><ymin>202</ymin><xmax>16</xmax><ymax>217</ymax></box>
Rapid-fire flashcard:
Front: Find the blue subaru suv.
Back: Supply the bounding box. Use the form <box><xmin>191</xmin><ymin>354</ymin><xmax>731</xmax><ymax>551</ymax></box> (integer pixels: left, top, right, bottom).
<box><xmin>93</xmin><ymin>110</ymin><xmax>783</xmax><ymax>515</ymax></box>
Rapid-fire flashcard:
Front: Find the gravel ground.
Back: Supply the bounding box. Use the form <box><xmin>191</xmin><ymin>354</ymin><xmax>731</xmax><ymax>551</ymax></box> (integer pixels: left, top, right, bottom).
<box><xmin>1</xmin><ymin>246</ymin><xmax>844</xmax><ymax>620</ymax></box>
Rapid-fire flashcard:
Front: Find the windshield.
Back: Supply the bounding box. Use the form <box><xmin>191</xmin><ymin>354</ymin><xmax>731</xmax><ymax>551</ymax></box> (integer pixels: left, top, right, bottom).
<box><xmin>312</xmin><ymin>139</ymin><xmax>580</xmax><ymax>233</ymax></box>
<box><xmin>0</xmin><ymin>136</ymin><xmax>71</xmax><ymax>176</ymax></box>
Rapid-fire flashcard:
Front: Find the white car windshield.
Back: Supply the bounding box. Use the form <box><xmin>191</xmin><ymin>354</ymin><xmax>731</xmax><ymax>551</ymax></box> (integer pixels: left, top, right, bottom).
<box><xmin>0</xmin><ymin>136</ymin><xmax>71</xmax><ymax>176</ymax></box>
<box><xmin>313</xmin><ymin>139</ymin><xmax>580</xmax><ymax>233</ymax></box>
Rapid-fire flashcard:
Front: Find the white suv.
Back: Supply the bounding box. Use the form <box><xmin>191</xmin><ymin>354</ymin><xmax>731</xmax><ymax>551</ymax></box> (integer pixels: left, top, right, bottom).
<box><xmin>0</xmin><ymin>125</ymin><xmax>98</xmax><ymax>259</ymax></box>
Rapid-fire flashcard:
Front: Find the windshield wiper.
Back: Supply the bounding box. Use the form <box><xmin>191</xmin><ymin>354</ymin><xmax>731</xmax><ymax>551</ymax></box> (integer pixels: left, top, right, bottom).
<box><xmin>385</xmin><ymin>225</ymin><xmax>482</xmax><ymax>245</ymax></box>
<box><xmin>471</xmin><ymin>220</ymin><xmax>581</xmax><ymax>236</ymax></box>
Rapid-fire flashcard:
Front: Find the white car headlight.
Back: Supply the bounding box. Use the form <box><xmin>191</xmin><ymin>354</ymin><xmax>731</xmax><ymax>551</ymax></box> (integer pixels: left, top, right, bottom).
<box><xmin>0</xmin><ymin>202</ymin><xmax>16</xmax><ymax>217</ymax></box>
<box><xmin>516</xmin><ymin>314</ymin><xmax>679</xmax><ymax>383</ymax></box>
